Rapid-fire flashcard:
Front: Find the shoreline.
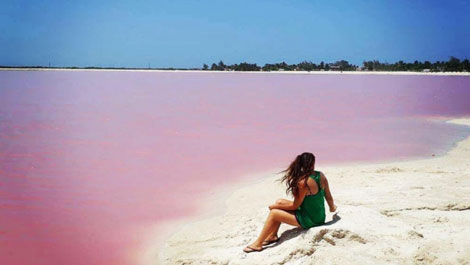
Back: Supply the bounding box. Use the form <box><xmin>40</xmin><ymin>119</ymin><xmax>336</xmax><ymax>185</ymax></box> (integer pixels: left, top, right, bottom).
<box><xmin>136</xmin><ymin>167</ymin><xmax>287</xmax><ymax>265</ymax></box>
<box><xmin>153</xmin><ymin>117</ymin><xmax>470</xmax><ymax>265</ymax></box>
<box><xmin>1</xmin><ymin>67</ymin><xmax>470</xmax><ymax>76</ymax></box>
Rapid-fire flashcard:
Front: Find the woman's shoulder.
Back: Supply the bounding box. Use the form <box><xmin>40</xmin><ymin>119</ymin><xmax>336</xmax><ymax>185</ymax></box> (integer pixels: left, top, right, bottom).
<box><xmin>297</xmin><ymin>179</ymin><xmax>307</xmax><ymax>188</ymax></box>
<box><xmin>317</xmin><ymin>171</ymin><xmax>328</xmax><ymax>188</ymax></box>
<box><xmin>296</xmin><ymin>176</ymin><xmax>310</xmax><ymax>190</ymax></box>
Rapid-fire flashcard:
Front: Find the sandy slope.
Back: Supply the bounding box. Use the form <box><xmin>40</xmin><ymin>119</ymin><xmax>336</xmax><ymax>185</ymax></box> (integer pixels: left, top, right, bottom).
<box><xmin>157</xmin><ymin>118</ymin><xmax>470</xmax><ymax>265</ymax></box>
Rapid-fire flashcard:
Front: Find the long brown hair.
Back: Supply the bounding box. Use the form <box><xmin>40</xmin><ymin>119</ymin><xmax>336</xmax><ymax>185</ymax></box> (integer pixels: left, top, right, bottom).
<box><xmin>277</xmin><ymin>152</ymin><xmax>315</xmax><ymax>197</ymax></box>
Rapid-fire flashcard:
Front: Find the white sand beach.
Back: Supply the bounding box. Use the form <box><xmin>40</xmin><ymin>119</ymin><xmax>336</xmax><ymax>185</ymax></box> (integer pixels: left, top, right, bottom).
<box><xmin>155</xmin><ymin>118</ymin><xmax>470</xmax><ymax>265</ymax></box>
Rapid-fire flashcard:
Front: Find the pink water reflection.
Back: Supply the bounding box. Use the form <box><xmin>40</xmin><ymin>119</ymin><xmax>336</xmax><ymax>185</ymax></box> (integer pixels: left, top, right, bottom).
<box><xmin>1</xmin><ymin>71</ymin><xmax>470</xmax><ymax>265</ymax></box>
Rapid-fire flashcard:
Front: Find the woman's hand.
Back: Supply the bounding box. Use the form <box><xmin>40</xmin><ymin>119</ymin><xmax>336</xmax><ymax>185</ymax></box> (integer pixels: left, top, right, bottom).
<box><xmin>329</xmin><ymin>204</ymin><xmax>337</xmax><ymax>212</ymax></box>
<box><xmin>268</xmin><ymin>204</ymin><xmax>278</xmax><ymax>210</ymax></box>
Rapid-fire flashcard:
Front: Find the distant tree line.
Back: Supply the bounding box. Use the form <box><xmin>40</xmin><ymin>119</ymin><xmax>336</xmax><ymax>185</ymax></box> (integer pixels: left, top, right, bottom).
<box><xmin>2</xmin><ymin>56</ymin><xmax>469</xmax><ymax>72</ymax></box>
<box><xmin>362</xmin><ymin>57</ymin><xmax>470</xmax><ymax>72</ymax></box>
<box><xmin>203</xmin><ymin>60</ymin><xmax>358</xmax><ymax>72</ymax></box>
<box><xmin>203</xmin><ymin>57</ymin><xmax>470</xmax><ymax>72</ymax></box>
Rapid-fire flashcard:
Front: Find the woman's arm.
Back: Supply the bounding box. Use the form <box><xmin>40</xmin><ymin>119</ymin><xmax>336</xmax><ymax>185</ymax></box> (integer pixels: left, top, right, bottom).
<box><xmin>269</xmin><ymin>181</ymin><xmax>308</xmax><ymax>211</ymax></box>
<box><xmin>321</xmin><ymin>172</ymin><xmax>337</xmax><ymax>212</ymax></box>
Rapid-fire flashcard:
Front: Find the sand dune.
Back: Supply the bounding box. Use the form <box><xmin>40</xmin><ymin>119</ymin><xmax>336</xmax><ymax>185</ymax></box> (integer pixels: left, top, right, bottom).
<box><xmin>157</xmin><ymin>118</ymin><xmax>470</xmax><ymax>265</ymax></box>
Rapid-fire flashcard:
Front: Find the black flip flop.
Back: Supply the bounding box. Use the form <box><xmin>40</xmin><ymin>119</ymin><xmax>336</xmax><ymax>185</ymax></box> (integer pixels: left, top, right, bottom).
<box><xmin>262</xmin><ymin>237</ymin><xmax>280</xmax><ymax>246</ymax></box>
<box><xmin>243</xmin><ymin>246</ymin><xmax>263</xmax><ymax>253</ymax></box>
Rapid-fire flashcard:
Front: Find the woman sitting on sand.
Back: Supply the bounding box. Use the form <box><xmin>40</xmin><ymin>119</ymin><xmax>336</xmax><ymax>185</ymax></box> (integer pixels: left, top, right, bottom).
<box><xmin>243</xmin><ymin>152</ymin><xmax>337</xmax><ymax>253</ymax></box>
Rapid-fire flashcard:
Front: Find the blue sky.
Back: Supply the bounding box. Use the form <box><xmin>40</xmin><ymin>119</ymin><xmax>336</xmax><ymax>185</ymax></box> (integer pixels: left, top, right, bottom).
<box><xmin>1</xmin><ymin>0</ymin><xmax>469</xmax><ymax>68</ymax></box>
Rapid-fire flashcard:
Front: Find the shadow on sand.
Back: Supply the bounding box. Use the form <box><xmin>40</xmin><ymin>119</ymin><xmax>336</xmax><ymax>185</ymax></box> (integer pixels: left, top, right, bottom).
<box><xmin>264</xmin><ymin>212</ymin><xmax>341</xmax><ymax>249</ymax></box>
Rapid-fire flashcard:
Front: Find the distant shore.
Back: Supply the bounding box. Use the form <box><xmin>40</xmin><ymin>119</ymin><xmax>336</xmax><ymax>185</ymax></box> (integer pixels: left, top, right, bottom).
<box><xmin>1</xmin><ymin>67</ymin><xmax>470</xmax><ymax>76</ymax></box>
<box><xmin>154</xmin><ymin>118</ymin><xmax>470</xmax><ymax>265</ymax></box>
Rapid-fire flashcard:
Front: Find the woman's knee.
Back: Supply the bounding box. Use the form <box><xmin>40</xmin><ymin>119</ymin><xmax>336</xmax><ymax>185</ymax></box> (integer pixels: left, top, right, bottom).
<box><xmin>269</xmin><ymin>209</ymin><xmax>282</xmax><ymax>219</ymax></box>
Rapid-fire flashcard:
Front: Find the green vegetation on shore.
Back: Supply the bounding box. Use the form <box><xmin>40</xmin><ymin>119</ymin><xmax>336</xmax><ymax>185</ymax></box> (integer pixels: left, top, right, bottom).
<box><xmin>203</xmin><ymin>60</ymin><xmax>358</xmax><ymax>72</ymax></box>
<box><xmin>204</xmin><ymin>56</ymin><xmax>470</xmax><ymax>72</ymax></box>
<box><xmin>2</xmin><ymin>57</ymin><xmax>469</xmax><ymax>72</ymax></box>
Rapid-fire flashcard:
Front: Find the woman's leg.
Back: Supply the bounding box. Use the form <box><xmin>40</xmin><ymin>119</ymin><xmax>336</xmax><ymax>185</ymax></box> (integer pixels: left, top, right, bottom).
<box><xmin>245</xmin><ymin>209</ymin><xmax>300</xmax><ymax>250</ymax></box>
<box><xmin>266</xmin><ymin>222</ymin><xmax>281</xmax><ymax>241</ymax></box>
<box><xmin>266</xmin><ymin>199</ymin><xmax>294</xmax><ymax>240</ymax></box>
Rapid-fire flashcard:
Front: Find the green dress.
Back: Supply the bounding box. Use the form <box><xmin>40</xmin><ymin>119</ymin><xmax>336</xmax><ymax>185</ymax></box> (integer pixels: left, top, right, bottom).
<box><xmin>294</xmin><ymin>171</ymin><xmax>326</xmax><ymax>229</ymax></box>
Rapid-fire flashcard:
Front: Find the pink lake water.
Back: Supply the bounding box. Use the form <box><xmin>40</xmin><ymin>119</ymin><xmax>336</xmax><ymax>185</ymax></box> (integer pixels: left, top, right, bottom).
<box><xmin>1</xmin><ymin>71</ymin><xmax>470</xmax><ymax>265</ymax></box>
